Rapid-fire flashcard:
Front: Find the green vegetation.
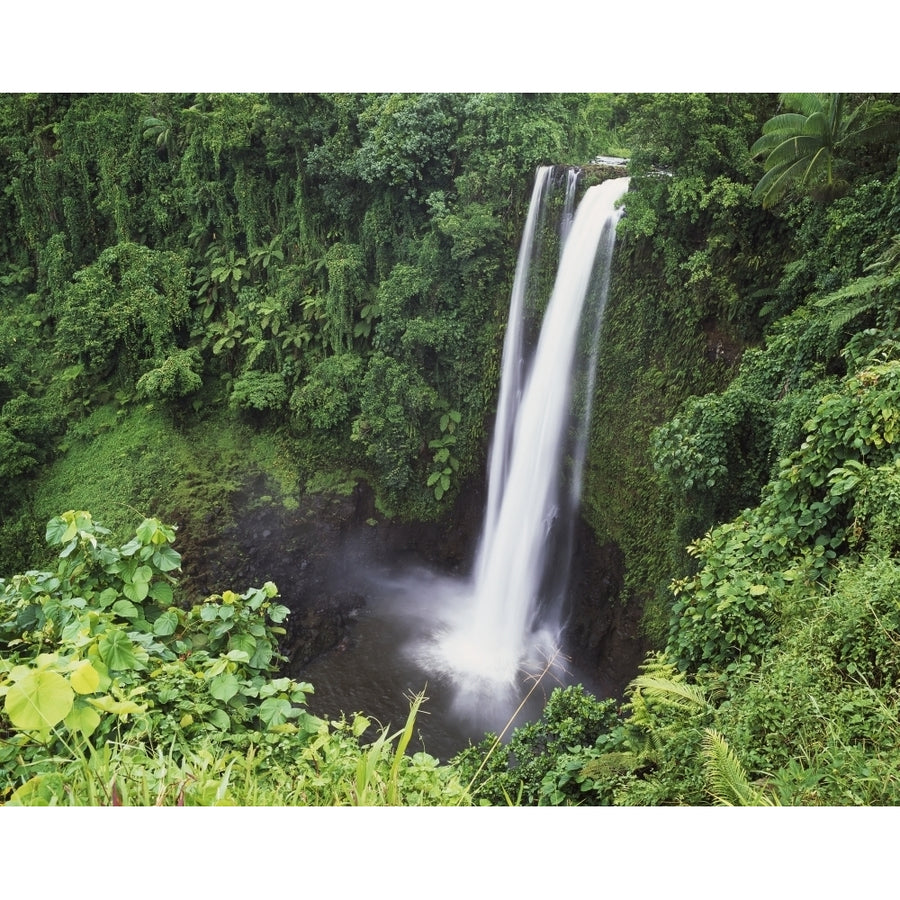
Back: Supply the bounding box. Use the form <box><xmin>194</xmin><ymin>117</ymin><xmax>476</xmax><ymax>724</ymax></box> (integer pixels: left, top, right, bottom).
<box><xmin>0</xmin><ymin>511</ymin><xmax>467</xmax><ymax>804</ymax></box>
<box><xmin>3</xmin><ymin>92</ymin><xmax>900</xmax><ymax>805</ymax></box>
<box><xmin>750</xmin><ymin>93</ymin><xmax>900</xmax><ymax>207</ymax></box>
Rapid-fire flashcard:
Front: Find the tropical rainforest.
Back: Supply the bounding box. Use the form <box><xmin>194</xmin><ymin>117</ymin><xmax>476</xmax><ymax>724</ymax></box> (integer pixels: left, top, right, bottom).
<box><xmin>2</xmin><ymin>92</ymin><xmax>900</xmax><ymax>806</ymax></box>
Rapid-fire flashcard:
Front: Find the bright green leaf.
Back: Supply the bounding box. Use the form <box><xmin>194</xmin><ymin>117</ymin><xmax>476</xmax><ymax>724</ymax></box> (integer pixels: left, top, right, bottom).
<box><xmin>98</xmin><ymin>629</ymin><xmax>140</xmax><ymax>671</ymax></box>
<box><xmin>69</xmin><ymin>660</ymin><xmax>101</xmax><ymax>695</ymax></box>
<box><xmin>5</xmin><ymin>669</ymin><xmax>74</xmax><ymax>734</ymax></box>
<box><xmin>209</xmin><ymin>673</ymin><xmax>240</xmax><ymax>702</ymax></box>
<box><xmin>87</xmin><ymin>695</ymin><xmax>146</xmax><ymax>717</ymax></box>
<box><xmin>112</xmin><ymin>599</ymin><xmax>140</xmax><ymax>619</ymax></box>
<box><xmin>65</xmin><ymin>703</ymin><xmax>102</xmax><ymax>737</ymax></box>
<box><xmin>259</xmin><ymin>696</ymin><xmax>292</xmax><ymax>728</ymax></box>
<box><xmin>153</xmin><ymin>610</ymin><xmax>179</xmax><ymax>636</ymax></box>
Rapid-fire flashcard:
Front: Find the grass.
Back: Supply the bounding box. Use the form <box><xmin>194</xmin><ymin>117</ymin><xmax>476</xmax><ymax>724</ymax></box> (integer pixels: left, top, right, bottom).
<box><xmin>4</xmin><ymin>693</ymin><xmax>471</xmax><ymax>807</ymax></box>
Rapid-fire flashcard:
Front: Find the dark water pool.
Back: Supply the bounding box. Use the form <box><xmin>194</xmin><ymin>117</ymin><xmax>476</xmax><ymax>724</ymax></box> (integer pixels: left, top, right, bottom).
<box><xmin>290</xmin><ymin>562</ymin><xmax>603</xmax><ymax>763</ymax></box>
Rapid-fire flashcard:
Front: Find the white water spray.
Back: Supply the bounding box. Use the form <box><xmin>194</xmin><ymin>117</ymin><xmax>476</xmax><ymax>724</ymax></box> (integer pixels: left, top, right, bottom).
<box><xmin>416</xmin><ymin>171</ymin><xmax>630</xmax><ymax>719</ymax></box>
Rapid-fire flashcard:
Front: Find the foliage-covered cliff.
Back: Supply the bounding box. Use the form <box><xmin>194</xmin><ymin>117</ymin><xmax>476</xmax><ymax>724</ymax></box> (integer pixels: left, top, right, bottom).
<box><xmin>3</xmin><ymin>92</ymin><xmax>900</xmax><ymax>805</ymax></box>
<box><xmin>0</xmin><ymin>93</ymin><xmax>613</xmax><ymax>566</ymax></box>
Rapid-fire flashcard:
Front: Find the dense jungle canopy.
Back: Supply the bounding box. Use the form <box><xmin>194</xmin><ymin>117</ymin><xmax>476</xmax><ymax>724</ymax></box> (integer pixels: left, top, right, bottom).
<box><xmin>2</xmin><ymin>92</ymin><xmax>900</xmax><ymax>821</ymax></box>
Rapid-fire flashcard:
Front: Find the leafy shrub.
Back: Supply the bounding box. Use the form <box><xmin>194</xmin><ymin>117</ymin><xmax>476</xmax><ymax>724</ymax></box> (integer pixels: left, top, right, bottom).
<box><xmin>228</xmin><ymin>370</ymin><xmax>288</xmax><ymax>413</ymax></box>
<box><xmin>0</xmin><ymin>510</ymin><xmax>467</xmax><ymax>805</ymax></box>
<box><xmin>352</xmin><ymin>352</ymin><xmax>438</xmax><ymax>504</ymax></box>
<box><xmin>290</xmin><ymin>353</ymin><xmax>363</xmax><ymax>432</ymax></box>
<box><xmin>136</xmin><ymin>348</ymin><xmax>204</xmax><ymax>401</ymax></box>
<box><xmin>54</xmin><ymin>243</ymin><xmax>191</xmax><ymax>381</ymax></box>
<box><xmin>453</xmin><ymin>685</ymin><xmax>619</xmax><ymax>806</ymax></box>
<box><xmin>667</xmin><ymin>353</ymin><xmax>900</xmax><ymax>673</ymax></box>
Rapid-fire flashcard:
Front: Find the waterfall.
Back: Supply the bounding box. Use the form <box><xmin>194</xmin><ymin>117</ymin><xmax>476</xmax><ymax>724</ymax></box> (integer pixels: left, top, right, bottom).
<box><xmin>480</xmin><ymin>165</ymin><xmax>554</xmax><ymax>551</ymax></box>
<box><xmin>419</xmin><ymin>170</ymin><xmax>630</xmax><ymax>718</ymax></box>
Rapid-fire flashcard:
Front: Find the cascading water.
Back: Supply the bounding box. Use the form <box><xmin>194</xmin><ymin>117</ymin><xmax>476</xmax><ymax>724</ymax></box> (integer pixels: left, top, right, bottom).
<box><xmin>417</xmin><ymin>170</ymin><xmax>630</xmax><ymax>726</ymax></box>
<box><xmin>297</xmin><ymin>168</ymin><xmax>630</xmax><ymax>755</ymax></box>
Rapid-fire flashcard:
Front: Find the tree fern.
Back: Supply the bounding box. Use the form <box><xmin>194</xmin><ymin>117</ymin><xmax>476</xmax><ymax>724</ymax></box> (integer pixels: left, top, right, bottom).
<box><xmin>814</xmin><ymin>271</ymin><xmax>900</xmax><ymax>345</ymax></box>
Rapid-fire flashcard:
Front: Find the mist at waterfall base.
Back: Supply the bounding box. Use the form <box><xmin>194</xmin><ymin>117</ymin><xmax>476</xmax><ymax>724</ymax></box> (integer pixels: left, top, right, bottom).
<box><xmin>297</xmin><ymin>170</ymin><xmax>629</xmax><ymax>761</ymax></box>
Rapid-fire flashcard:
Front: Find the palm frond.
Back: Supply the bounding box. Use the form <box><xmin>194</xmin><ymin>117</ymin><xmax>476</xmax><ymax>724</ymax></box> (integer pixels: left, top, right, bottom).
<box><xmin>802</xmin><ymin>111</ymin><xmax>831</xmax><ymax>139</ymax></box>
<box><xmin>839</xmin><ymin>118</ymin><xmax>900</xmax><ymax>150</ymax></box>
<box><xmin>752</xmin><ymin>155</ymin><xmax>819</xmax><ymax>207</ymax></box>
<box><xmin>750</xmin><ymin>114</ymin><xmax>810</xmax><ymax>155</ymax></box>
<box><xmin>779</xmin><ymin>93</ymin><xmax>826</xmax><ymax>117</ymax></box>
<box><xmin>763</xmin><ymin>135</ymin><xmax>823</xmax><ymax>168</ymax></box>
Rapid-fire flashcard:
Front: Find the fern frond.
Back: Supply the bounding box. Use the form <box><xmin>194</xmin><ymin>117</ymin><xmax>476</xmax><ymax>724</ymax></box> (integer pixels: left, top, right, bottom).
<box><xmin>702</xmin><ymin>728</ymin><xmax>778</xmax><ymax>806</ymax></box>
<box><xmin>580</xmin><ymin>751</ymin><xmax>643</xmax><ymax>780</ymax></box>
<box><xmin>630</xmin><ymin>675</ymin><xmax>709</xmax><ymax>710</ymax></box>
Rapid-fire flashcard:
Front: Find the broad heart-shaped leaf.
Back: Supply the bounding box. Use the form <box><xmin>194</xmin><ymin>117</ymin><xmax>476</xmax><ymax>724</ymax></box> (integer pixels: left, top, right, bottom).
<box><xmin>132</xmin><ymin>565</ymin><xmax>153</xmax><ymax>585</ymax></box>
<box><xmin>65</xmin><ymin>702</ymin><xmax>101</xmax><ymax>738</ymax></box>
<box><xmin>152</xmin><ymin>546</ymin><xmax>182</xmax><ymax>572</ymax></box>
<box><xmin>136</xmin><ymin>517</ymin><xmax>176</xmax><ymax>546</ymax></box>
<box><xmin>209</xmin><ymin>673</ymin><xmax>240</xmax><ymax>702</ymax></box>
<box><xmin>45</xmin><ymin>514</ymin><xmax>71</xmax><ymax>546</ymax></box>
<box><xmin>208</xmin><ymin>620</ymin><xmax>233</xmax><ymax>640</ymax></box>
<box><xmin>112</xmin><ymin>598</ymin><xmax>140</xmax><ymax>619</ymax></box>
<box><xmin>98</xmin><ymin>629</ymin><xmax>140</xmax><ymax>671</ymax></box>
<box><xmin>119</xmin><ymin>536</ymin><xmax>142</xmax><ymax>558</ymax></box>
<box><xmin>200</xmin><ymin>604</ymin><xmax>219</xmax><ymax>622</ymax></box>
<box><xmin>5</xmin><ymin>668</ymin><xmax>74</xmax><ymax>734</ymax></box>
<box><xmin>228</xmin><ymin>632</ymin><xmax>257</xmax><ymax>658</ymax></box>
<box><xmin>258</xmin><ymin>696</ymin><xmax>293</xmax><ymax>728</ymax></box>
<box><xmin>206</xmin><ymin>709</ymin><xmax>231</xmax><ymax>731</ymax></box>
<box><xmin>123</xmin><ymin>580</ymin><xmax>150</xmax><ymax>603</ymax></box>
<box><xmin>149</xmin><ymin>581</ymin><xmax>174</xmax><ymax>605</ymax></box>
<box><xmin>69</xmin><ymin>659</ymin><xmax>101</xmax><ymax>695</ymax></box>
<box><xmin>153</xmin><ymin>610</ymin><xmax>179</xmax><ymax>636</ymax></box>
<box><xmin>96</xmin><ymin>587</ymin><xmax>120</xmax><ymax>610</ymax></box>
<box><xmin>250</xmin><ymin>642</ymin><xmax>274</xmax><ymax>671</ymax></box>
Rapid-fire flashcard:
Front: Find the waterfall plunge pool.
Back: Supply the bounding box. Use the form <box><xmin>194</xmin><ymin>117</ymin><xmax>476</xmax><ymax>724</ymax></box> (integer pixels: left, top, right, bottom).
<box><xmin>290</xmin><ymin>557</ymin><xmax>605</xmax><ymax>763</ymax></box>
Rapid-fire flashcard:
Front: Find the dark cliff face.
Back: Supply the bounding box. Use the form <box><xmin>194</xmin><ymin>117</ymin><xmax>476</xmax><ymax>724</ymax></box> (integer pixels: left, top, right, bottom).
<box><xmin>176</xmin><ymin>472</ymin><xmax>645</xmax><ymax>699</ymax></box>
<box><xmin>175</xmin><ymin>474</ymin><xmax>486</xmax><ymax>668</ymax></box>
<box><xmin>565</xmin><ymin>520</ymin><xmax>648</xmax><ymax>699</ymax></box>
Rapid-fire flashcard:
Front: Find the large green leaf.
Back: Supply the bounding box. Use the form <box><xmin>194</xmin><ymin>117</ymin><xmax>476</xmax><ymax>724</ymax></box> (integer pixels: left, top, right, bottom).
<box><xmin>45</xmin><ymin>515</ymin><xmax>70</xmax><ymax>546</ymax></box>
<box><xmin>69</xmin><ymin>660</ymin><xmax>101</xmax><ymax>695</ymax></box>
<box><xmin>65</xmin><ymin>702</ymin><xmax>101</xmax><ymax>737</ymax></box>
<box><xmin>123</xmin><ymin>582</ymin><xmax>148</xmax><ymax>602</ymax></box>
<box><xmin>112</xmin><ymin>598</ymin><xmax>140</xmax><ymax>619</ymax></box>
<box><xmin>250</xmin><ymin>642</ymin><xmax>274</xmax><ymax>670</ymax></box>
<box><xmin>5</xmin><ymin>668</ymin><xmax>74</xmax><ymax>734</ymax></box>
<box><xmin>206</xmin><ymin>709</ymin><xmax>231</xmax><ymax>730</ymax></box>
<box><xmin>98</xmin><ymin>629</ymin><xmax>140</xmax><ymax>671</ymax></box>
<box><xmin>88</xmin><ymin>695</ymin><xmax>145</xmax><ymax>717</ymax></box>
<box><xmin>149</xmin><ymin>582</ymin><xmax>174</xmax><ymax>604</ymax></box>
<box><xmin>152</xmin><ymin>546</ymin><xmax>182</xmax><ymax>572</ymax></box>
<box><xmin>258</xmin><ymin>696</ymin><xmax>292</xmax><ymax>728</ymax></box>
<box><xmin>228</xmin><ymin>632</ymin><xmax>257</xmax><ymax>658</ymax></box>
<box><xmin>152</xmin><ymin>610</ymin><xmax>179</xmax><ymax>636</ymax></box>
<box><xmin>96</xmin><ymin>588</ymin><xmax>120</xmax><ymax>610</ymax></box>
<box><xmin>209</xmin><ymin>673</ymin><xmax>240</xmax><ymax>702</ymax></box>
